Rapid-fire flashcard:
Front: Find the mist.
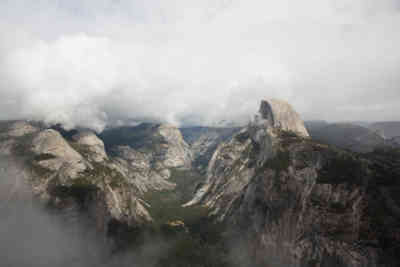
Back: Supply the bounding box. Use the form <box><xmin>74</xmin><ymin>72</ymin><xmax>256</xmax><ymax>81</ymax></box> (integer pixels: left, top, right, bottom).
<box><xmin>0</xmin><ymin>156</ymin><xmax>105</xmax><ymax>266</ymax></box>
<box><xmin>1</xmin><ymin>0</ymin><xmax>400</xmax><ymax>131</ymax></box>
<box><xmin>0</xmin><ymin>155</ymin><xmax>257</xmax><ymax>267</ymax></box>
<box><xmin>0</xmin><ymin>156</ymin><xmax>176</xmax><ymax>267</ymax></box>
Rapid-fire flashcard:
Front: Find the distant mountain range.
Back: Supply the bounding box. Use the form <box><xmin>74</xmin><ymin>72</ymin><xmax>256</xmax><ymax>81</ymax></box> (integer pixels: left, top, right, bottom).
<box><xmin>305</xmin><ymin>120</ymin><xmax>400</xmax><ymax>152</ymax></box>
<box><xmin>368</xmin><ymin>121</ymin><xmax>400</xmax><ymax>139</ymax></box>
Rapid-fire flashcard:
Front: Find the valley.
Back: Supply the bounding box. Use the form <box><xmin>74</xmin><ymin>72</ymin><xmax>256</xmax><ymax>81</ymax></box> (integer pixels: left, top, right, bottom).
<box><xmin>0</xmin><ymin>99</ymin><xmax>399</xmax><ymax>267</ymax></box>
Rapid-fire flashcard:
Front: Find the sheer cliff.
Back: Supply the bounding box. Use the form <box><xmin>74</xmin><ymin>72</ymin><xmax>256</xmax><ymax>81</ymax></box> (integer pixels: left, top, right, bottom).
<box><xmin>180</xmin><ymin>126</ymin><xmax>241</xmax><ymax>173</ymax></box>
<box><xmin>187</xmin><ymin>99</ymin><xmax>400</xmax><ymax>267</ymax></box>
<box><xmin>0</xmin><ymin>121</ymin><xmax>194</xmax><ymax>236</ymax></box>
<box><xmin>0</xmin><ymin>99</ymin><xmax>399</xmax><ymax>267</ymax></box>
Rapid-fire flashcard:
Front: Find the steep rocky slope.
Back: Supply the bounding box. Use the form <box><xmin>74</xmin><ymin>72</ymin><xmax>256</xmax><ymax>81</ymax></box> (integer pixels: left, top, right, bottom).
<box><xmin>0</xmin><ymin>122</ymin><xmax>153</xmax><ymax>234</ymax></box>
<box><xmin>0</xmin><ymin>121</ymin><xmax>197</xmax><ymax>232</ymax></box>
<box><xmin>0</xmin><ymin>120</ymin><xmax>236</xmax><ymax>267</ymax></box>
<box><xmin>187</xmin><ymin>100</ymin><xmax>400</xmax><ymax>267</ymax></box>
<box><xmin>100</xmin><ymin>123</ymin><xmax>193</xmax><ymax>194</ymax></box>
<box><xmin>180</xmin><ymin>126</ymin><xmax>240</xmax><ymax>172</ymax></box>
<box><xmin>71</xmin><ymin>131</ymin><xmax>108</xmax><ymax>163</ymax></box>
<box><xmin>1</xmin><ymin>101</ymin><xmax>399</xmax><ymax>267</ymax></box>
<box><xmin>257</xmin><ymin>99</ymin><xmax>309</xmax><ymax>137</ymax></box>
<box><xmin>0</xmin><ymin>121</ymin><xmax>196</xmax><ymax>231</ymax></box>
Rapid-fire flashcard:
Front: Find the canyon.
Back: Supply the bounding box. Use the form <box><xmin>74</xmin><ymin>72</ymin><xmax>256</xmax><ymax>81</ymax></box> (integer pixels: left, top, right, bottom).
<box><xmin>0</xmin><ymin>99</ymin><xmax>399</xmax><ymax>266</ymax></box>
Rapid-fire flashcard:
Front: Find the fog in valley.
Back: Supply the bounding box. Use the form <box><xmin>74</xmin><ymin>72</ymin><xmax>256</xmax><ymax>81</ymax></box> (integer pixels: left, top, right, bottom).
<box><xmin>1</xmin><ymin>1</ymin><xmax>400</xmax><ymax>267</ymax></box>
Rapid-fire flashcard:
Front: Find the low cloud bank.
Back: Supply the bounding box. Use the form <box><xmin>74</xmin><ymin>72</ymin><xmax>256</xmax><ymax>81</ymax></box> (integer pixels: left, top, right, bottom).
<box><xmin>1</xmin><ymin>0</ymin><xmax>400</xmax><ymax>131</ymax></box>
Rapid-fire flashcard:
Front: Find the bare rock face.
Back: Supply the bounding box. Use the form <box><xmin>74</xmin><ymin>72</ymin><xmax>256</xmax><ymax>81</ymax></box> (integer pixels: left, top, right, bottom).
<box><xmin>187</xmin><ymin>99</ymin><xmax>400</xmax><ymax>267</ymax></box>
<box><xmin>71</xmin><ymin>131</ymin><xmax>108</xmax><ymax>162</ymax></box>
<box><xmin>110</xmin><ymin>145</ymin><xmax>175</xmax><ymax>194</ymax></box>
<box><xmin>32</xmin><ymin>129</ymin><xmax>87</xmax><ymax>179</ymax></box>
<box><xmin>101</xmin><ymin>123</ymin><xmax>193</xmax><ymax>194</ymax></box>
<box><xmin>257</xmin><ymin>99</ymin><xmax>309</xmax><ymax>138</ymax></box>
<box><xmin>183</xmin><ymin>129</ymin><xmax>256</xmax><ymax>213</ymax></box>
<box><xmin>180</xmin><ymin>126</ymin><xmax>241</xmax><ymax>173</ymax></box>
<box><xmin>0</xmin><ymin>123</ymin><xmax>153</xmax><ymax>235</ymax></box>
<box><xmin>3</xmin><ymin>122</ymin><xmax>194</xmax><ymax>233</ymax></box>
<box><xmin>187</xmin><ymin>99</ymin><xmax>309</xmax><ymax>210</ymax></box>
<box><xmin>157</xmin><ymin>124</ymin><xmax>192</xmax><ymax>169</ymax></box>
<box><xmin>30</xmin><ymin>129</ymin><xmax>152</xmax><ymax>227</ymax></box>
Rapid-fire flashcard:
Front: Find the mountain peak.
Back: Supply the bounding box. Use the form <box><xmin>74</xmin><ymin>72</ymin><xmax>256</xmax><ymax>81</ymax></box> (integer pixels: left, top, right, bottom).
<box><xmin>257</xmin><ymin>98</ymin><xmax>309</xmax><ymax>137</ymax></box>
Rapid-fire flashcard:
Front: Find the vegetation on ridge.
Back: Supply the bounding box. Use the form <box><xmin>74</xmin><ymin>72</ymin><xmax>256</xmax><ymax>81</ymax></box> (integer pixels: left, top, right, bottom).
<box><xmin>125</xmin><ymin>168</ymin><xmax>235</xmax><ymax>267</ymax></box>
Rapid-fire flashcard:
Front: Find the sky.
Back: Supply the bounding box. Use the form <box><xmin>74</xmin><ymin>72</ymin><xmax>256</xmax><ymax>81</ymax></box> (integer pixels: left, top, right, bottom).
<box><xmin>0</xmin><ymin>0</ymin><xmax>400</xmax><ymax>131</ymax></box>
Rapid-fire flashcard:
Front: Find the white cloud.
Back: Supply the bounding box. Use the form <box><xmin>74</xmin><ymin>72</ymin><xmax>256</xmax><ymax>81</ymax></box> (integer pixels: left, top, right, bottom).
<box><xmin>1</xmin><ymin>0</ymin><xmax>400</xmax><ymax>130</ymax></box>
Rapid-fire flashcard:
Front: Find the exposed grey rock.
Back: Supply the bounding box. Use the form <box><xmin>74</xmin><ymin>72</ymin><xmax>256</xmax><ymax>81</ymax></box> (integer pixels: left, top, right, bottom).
<box><xmin>187</xmin><ymin>99</ymin><xmax>399</xmax><ymax>267</ymax></box>
<box><xmin>157</xmin><ymin>124</ymin><xmax>193</xmax><ymax>169</ymax></box>
<box><xmin>183</xmin><ymin>128</ymin><xmax>256</xmax><ymax>212</ymax></box>
<box><xmin>257</xmin><ymin>99</ymin><xmax>309</xmax><ymax>138</ymax></box>
<box><xmin>0</xmin><ymin>120</ymin><xmax>209</xmax><ymax>260</ymax></box>
<box><xmin>0</xmin><ymin>123</ymin><xmax>153</xmax><ymax>232</ymax></box>
<box><xmin>32</xmin><ymin>129</ymin><xmax>87</xmax><ymax>180</ymax></box>
<box><xmin>181</xmin><ymin>126</ymin><xmax>240</xmax><ymax>172</ymax></box>
<box><xmin>71</xmin><ymin>131</ymin><xmax>108</xmax><ymax>162</ymax></box>
<box><xmin>110</xmin><ymin>145</ymin><xmax>175</xmax><ymax>194</ymax></box>
<box><xmin>187</xmin><ymin>99</ymin><xmax>309</xmax><ymax>209</ymax></box>
<box><xmin>101</xmin><ymin>123</ymin><xmax>193</xmax><ymax>193</ymax></box>
<box><xmin>9</xmin><ymin>122</ymin><xmax>195</xmax><ymax>230</ymax></box>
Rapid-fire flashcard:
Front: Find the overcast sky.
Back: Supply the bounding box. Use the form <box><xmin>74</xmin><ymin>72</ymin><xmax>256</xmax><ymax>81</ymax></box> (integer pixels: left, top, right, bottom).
<box><xmin>0</xmin><ymin>0</ymin><xmax>400</xmax><ymax>131</ymax></box>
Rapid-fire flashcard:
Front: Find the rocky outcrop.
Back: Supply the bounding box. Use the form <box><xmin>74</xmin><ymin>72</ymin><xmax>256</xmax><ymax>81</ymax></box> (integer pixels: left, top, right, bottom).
<box><xmin>3</xmin><ymin>103</ymin><xmax>399</xmax><ymax>267</ymax></box>
<box><xmin>71</xmin><ymin>131</ymin><xmax>108</xmax><ymax>163</ymax></box>
<box><xmin>0</xmin><ymin>121</ymin><xmax>196</xmax><ymax>233</ymax></box>
<box><xmin>110</xmin><ymin>145</ymin><xmax>175</xmax><ymax>193</ymax></box>
<box><xmin>257</xmin><ymin>99</ymin><xmax>309</xmax><ymax>138</ymax></box>
<box><xmin>101</xmin><ymin>123</ymin><xmax>193</xmax><ymax>193</ymax></box>
<box><xmin>183</xmin><ymin>128</ymin><xmax>257</xmax><ymax>211</ymax></box>
<box><xmin>187</xmin><ymin>100</ymin><xmax>400</xmax><ymax>266</ymax></box>
<box><xmin>0</xmin><ymin>121</ymin><xmax>195</xmax><ymax>235</ymax></box>
<box><xmin>0</xmin><ymin>121</ymin><xmax>152</xmax><ymax>234</ymax></box>
<box><xmin>32</xmin><ymin>129</ymin><xmax>88</xmax><ymax>179</ymax></box>
<box><xmin>157</xmin><ymin>124</ymin><xmax>192</xmax><ymax>169</ymax></box>
<box><xmin>180</xmin><ymin>126</ymin><xmax>240</xmax><ymax>173</ymax></box>
<box><xmin>186</xmin><ymin>99</ymin><xmax>308</xmax><ymax>210</ymax></box>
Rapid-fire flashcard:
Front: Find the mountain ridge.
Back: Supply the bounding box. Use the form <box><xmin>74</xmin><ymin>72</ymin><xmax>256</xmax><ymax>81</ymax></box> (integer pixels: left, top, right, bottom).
<box><xmin>0</xmin><ymin>99</ymin><xmax>399</xmax><ymax>266</ymax></box>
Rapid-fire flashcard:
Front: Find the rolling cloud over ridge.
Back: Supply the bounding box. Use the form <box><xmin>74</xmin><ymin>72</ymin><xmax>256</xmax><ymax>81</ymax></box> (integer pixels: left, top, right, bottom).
<box><xmin>1</xmin><ymin>0</ymin><xmax>400</xmax><ymax>131</ymax></box>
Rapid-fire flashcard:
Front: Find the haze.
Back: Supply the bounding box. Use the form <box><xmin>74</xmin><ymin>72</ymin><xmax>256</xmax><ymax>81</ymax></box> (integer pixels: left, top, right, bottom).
<box><xmin>1</xmin><ymin>0</ymin><xmax>400</xmax><ymax>131</ymax></box>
